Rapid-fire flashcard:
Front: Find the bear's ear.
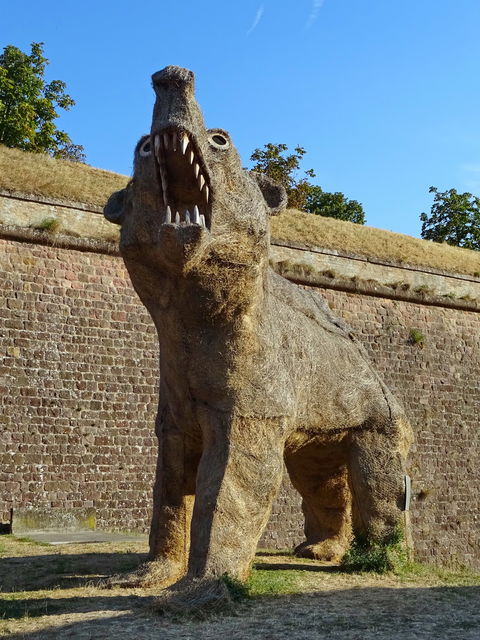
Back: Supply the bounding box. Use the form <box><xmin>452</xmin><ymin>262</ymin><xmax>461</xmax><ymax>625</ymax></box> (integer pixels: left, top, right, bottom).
<box><xmin>104</xmin><ymin>187</ymin><xmax>128</xmax><ymax>225</ymax></box>
<box><xmin>250</xmin><ymin>172</ymin><xmax>288</xmax><ymax>216</ymax></box>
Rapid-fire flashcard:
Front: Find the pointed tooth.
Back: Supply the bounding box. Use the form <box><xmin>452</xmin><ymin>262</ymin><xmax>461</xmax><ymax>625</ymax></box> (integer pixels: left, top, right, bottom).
<box><xmin>165</xmin><ymin>206</ymin><xmax>172</xmax><ymax>224</ymax></box>
<box><xmin>194</xmin><ymin>205</ymin><xmax>200</xmax><ymax>224</ymax></box>
<box><xmin>154</xmin><ymin>135</ymin><xmax>160</xmax><ymax>155</ymax></box>
<box><xmin>204</xmin><ymin>185</ymin><xmax>209</xmax><ymax>202</ymax></box>
<box><xmin>160</xmin><ymin>168</ymin><xmax>167</xmax><ymax>194</ymax></box>
<box><xmin>194</xmin><ymin>163</ymin><xmax>200</xmax><ymax>178</ymax></box>
<box><xmin>175</xmin><ymin>211</ymin><xmax>180</xmax><ymax>225</ymax></box>
<box><xmin>199</xmin><ymin>174</ymin><xmax>205</xmax><ymax>190</ymax></box>
<box><xmin>172</xmin><ymin>132</ymin><xmax>177</xmax><ymax>151</ymax></box>
<box><xmin>189</xmin><ymin>150</ymin><xmax>194</xmax><ymax>164</ymax></box>
<box><xmin>163</xmin><ymin>193</ymin><xmax>168</xmax><ymax>207</ymax></box>
<box><xmin>181</xmin><ymin>134</ymin><xmax>189</xmax><ymax>154</ymax></box>
<box><xmin>185</xmin><ymin>210</ymin><xmax>191</xmax><ymax>224</ymax></box>
<box><xmin>200</xmin><ymin>214</ymin><xmax>206</xmax><ymax>228</ymax></box>
<box><xmin>162</xmin><ymin>133</ymin><xmax>169</xmax><ymax>149</ymax></box>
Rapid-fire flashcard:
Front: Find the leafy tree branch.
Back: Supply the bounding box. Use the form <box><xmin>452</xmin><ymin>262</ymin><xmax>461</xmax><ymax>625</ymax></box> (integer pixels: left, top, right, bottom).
<box><xmin>250</xmin><ymin>143</ymin><xmax>365</xmax><ymax>224</ymax></box>
<box><xmin>420</xmin><ymin>186</ymin><xmax>480</xmax><ymax>250</ymax></box>
<box><xmin>0</xmin><ymin>42</ymin><xmax>85</xmax><ymax>162</ymax></box>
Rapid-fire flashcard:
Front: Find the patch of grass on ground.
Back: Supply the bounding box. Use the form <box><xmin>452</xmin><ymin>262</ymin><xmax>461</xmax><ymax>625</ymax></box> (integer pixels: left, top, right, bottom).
<box><xmin>341</xmin><ymin>528</ymin><xmax>409</xmax><ymax>574</ymax></box>
<box><xmin>338</xmin><ymin>529</ymin><xmax>480</xmax><ymax>588</ymax></box>
<box><xmin>393</xmin><ymin>561</ymin><xmax>480</xmax><ymax>587</ymax></box>
<box><xmin>5</xmin><ymin>535</ymin><xmax>52</xmax><ymax>548</ymax></box>
<box><xmin>223</xmin><ymin>567</ymin><xmax>302</xmax><ymax>601</ymax></box>
<box><xmin>247</xmin><ymin>568</ymin><xmax>302</xmax><ymax>596</ymax></box>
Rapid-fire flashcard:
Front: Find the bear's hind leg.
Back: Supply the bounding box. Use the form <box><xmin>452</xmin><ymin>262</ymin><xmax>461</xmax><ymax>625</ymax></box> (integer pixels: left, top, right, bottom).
<box><xmin>285</xmin><ymin>434</ymin><xmax>352</xmax><ymax>562</ymax></box>
<box><xmin>347</xmin><ymin>415</ymin><xmax>413</xmax><ymax>544</ymax></box>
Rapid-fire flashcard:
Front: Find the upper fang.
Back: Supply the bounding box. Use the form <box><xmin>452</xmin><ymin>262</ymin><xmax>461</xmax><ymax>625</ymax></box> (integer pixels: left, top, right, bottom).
<box><xmin>160</xmin><ymin>168</ymin><xmax>167</xmax><ymax>194</ymax></box>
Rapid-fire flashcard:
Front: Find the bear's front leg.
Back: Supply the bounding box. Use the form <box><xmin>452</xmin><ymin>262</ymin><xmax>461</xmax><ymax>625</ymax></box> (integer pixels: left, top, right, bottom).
<box><xmin>155</xmin><ymin>413</ymin><xmax>287</xmax><ymax>612</ymax></box>
<box><xmin>107</xmin><ymin>405</ymin><xmax>201</xmax><ymax>588</ymax></box>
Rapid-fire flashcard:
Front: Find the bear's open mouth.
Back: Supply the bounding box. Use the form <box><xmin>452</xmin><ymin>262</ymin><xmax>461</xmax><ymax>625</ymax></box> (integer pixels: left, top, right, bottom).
<box><xmin>151</xmin><ymin>127</ymin><xmax>211</xmax><ymax>230</ymax></box>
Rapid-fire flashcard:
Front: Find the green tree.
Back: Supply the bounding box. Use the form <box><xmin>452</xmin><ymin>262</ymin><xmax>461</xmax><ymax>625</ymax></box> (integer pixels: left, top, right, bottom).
<box><xmin>0</xmin><ymin>42</ymin><xmax>85</xmax><ymax>161</ymax></box>
<box><xmin>420</xmin><ymin>186</ymin><xmax>480</xmax><ymax>250</ymax></box>
<box><xmin>250</xmin><ymin>143</ymin><xmax>316</xmax><ymax>209</ymax></box>
<box><xmin>250</xmin><ymin>142</ymin><xmax>365</xmax><ymax>223</ymax></box>
<box><xmin>305</xmin><ymin>185</ymin><xmax>365</xmax><ymax>224</ymax></box>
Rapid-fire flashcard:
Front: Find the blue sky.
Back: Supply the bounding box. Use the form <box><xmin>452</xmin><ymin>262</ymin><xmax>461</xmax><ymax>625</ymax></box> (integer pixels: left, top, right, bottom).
<box><xmin>3</xmin><ymin>0</ymin><xmax>480</xmax><ymax>237</ymax></box>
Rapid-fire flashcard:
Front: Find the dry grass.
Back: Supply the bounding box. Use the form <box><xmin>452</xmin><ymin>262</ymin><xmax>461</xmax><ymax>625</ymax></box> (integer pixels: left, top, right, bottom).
<box><xmin>271</xmin><ymin>209</ymin><xmax>480</xmax><ymax>277</ymax></box>
<box><xmin>0</xmin><ymin>145</ymin><xmax>128</xmax><ymax>208</ymax></box>
<box><xmin>1</xmin><ymin>145</ymin><xmax>480</xmax><ymax>277</ymax></box>
<box><xmin>1</xmin><ymin>536</ymin><xmax>479</xmax><ymax>639</ymax></box>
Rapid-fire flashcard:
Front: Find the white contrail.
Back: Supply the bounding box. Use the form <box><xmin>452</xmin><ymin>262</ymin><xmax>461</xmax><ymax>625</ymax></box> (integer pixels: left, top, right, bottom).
<box><xmin>306</xmin><ymin>0</ymin><xmax>326</xmax><ymax>28</ymax></box>
<box><xmin>247</xmin><ymin>4</ymin><xmax>264</xmax><ymax>35</ymax></box>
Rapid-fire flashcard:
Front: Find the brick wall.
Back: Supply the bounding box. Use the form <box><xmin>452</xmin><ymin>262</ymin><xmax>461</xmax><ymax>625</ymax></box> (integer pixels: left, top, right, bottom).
<box><xmin>0</xmin><ymin>238</ymin><xmax>158</xmax><ymax>532</ymax></box>
<box><xmin>1</xmin><ymin>233</ymin><xmax>479</xmax><ymax>569</ymax></box>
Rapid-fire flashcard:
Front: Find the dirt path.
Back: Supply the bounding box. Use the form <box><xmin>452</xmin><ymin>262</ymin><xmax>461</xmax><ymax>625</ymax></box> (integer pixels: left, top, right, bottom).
<box><xmin>1</xmin><ymin>537</ymin><xmax>479</xmax><ymax>639</ymax></box>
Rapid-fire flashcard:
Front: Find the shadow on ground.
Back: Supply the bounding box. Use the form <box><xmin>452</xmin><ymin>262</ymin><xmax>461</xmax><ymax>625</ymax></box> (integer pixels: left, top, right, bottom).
<box><xmin>1</xmin><ymin>548</ymin><xmax>333</xmax><ymax>592</ymax></box>
<box><xmin>0</xmin><ymin>593</ymin><xmax>152</xmax><ymax>620</ymax></box>
<box><xmin>0</xmin><ymin>550</ymin><xmax>148</xmax><ymax>591</ymax></box>
<box><xmin>2</xmin><ymin>585</ymin><xmax>480</xmax><ymax>639</ymax></box>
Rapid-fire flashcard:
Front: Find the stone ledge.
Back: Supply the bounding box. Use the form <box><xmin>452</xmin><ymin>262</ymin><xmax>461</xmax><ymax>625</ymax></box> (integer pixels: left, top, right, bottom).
<box><xmin>0</xmin><ymin>191</ymin><xmax>118</xmax><ymax>246</ymax></box>
<box><xmin>270</xmin><ymin>244</ymin><xmax>480</xmax><ymax>312</ymax></box>
<box><xmin>13</xmin><ymin>506</ymin><xmax>96</xmax><ymax>532</ymax></box>
<box><xmin>272</xmin><ymin>238</ymin><xmax>480</xmax><ymax>284</ymax></box>
<box><xmin>0</xmin><ymin>189</ymin><xmax>104</xmax><ymax>214</ymax></box>
<box><xmin>0</xmin><ymin>225</ymin><xmax>119</xmax><ymax>255</ymax></box>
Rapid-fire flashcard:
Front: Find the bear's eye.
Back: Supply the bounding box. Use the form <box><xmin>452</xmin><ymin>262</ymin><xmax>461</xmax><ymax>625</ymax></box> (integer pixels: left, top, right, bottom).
<box><xmin>140</xmin><ymin>137</ymin><xmax>151</xmax><ymax>156</ymax></box>
<box><xmin>208</xmin><ymin>133</ymin><xmax>230</xmax><ymax>150</ymax></box>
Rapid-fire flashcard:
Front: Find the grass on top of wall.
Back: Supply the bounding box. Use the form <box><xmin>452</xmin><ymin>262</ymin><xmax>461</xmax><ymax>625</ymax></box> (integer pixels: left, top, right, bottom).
<box><xmin>0</xmin><ymin>144</ymin><xmax>128</xmax><ymax>208</ymax></box>
<box><xmin>1</xmin><ymin>145</ymin><xmax>480</xmax><ymax>277</ymax></box>
<box><xmin>271</xmin><ymin>210</ymin><xmax>480</xmax><ymax>278</ymax></box>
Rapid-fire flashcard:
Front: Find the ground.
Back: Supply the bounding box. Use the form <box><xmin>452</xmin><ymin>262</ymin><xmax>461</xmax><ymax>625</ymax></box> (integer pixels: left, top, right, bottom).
<box><xmin>1</xmin><ymin>536</ymin><xmax>479</xmax><ymax>639</ymax></box>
